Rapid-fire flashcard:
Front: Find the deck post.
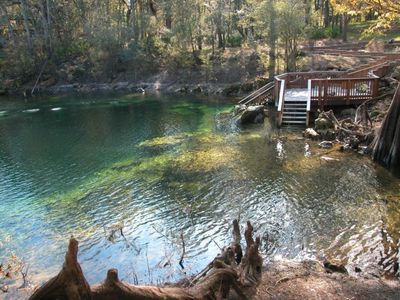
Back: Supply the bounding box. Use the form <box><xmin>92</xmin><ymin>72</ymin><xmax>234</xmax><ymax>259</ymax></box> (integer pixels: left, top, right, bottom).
<box><xmin>318</xmin><ymin>80</ymin><xmax>323</xmax><ymax>110</ymax></box>
<box><xmin>346</xmin><ymin>79</ymin><xmax>350</xmax><ymax>105</ymax></box>
<box><xmin>372</xmin><ymin>78</ymin><xmax>379</xmax><ymax>98</ymax></box>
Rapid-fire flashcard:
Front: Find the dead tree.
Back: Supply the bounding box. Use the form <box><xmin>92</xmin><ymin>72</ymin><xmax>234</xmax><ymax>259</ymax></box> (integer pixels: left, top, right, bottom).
<box><xmin>372</xmin><ymin>84</ymin><xmax>400</xmax><ymax>177</ymax></box>
<box><xmin>29</xmin><ymin>220</ymin><xmax>263</xmax><ymax>300</ymax></box>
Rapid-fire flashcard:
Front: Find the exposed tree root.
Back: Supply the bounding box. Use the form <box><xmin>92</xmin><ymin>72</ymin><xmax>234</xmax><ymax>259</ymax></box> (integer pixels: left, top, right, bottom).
<box><xmin>29</xmin><ymin>220</ymin><xmax>262</xmax><ymax>300</ymax></box>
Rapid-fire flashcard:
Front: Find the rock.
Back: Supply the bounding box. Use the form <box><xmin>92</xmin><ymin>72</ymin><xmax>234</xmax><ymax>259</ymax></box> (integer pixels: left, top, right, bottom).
<box><xmin>303</xmin><ymin>128</ymin><xmax>320</xmax><ymax>140</ymax></box>
<box><xmin>339</xmin><ymin>108</ymin><xmax>356</xmax><ymax>119</ymax></box>
<box><xmin>191</xmin><ymin>85</ymin><xmax>202</xmax><ymax>93</ymax></box>
<box><xmin>320</xmin><ymin>156</ymin><xmax>339</xmax><ymax>162</ymax></box>
<box><xmin>323</xmin><ymin>261</ymin><xmax>348</xmax><ymax>274</ymax></box>
<box><xmin>236</xmin><ymin>105</ymin><xmax>265</xmax><ymax>125</ymax></box>
<box><xmin>240</xmin><ymin>82</ymin><xmax>254</xmax><ymax>93</ymax></box>
<box><xmin>41</xmin><ymin>77</ymin><xmax>57</xmax><ymax>87</ymax></box>
<box><xmin>175</xmin><ymin>87</ymin><xmax>188</xmax><ymax>93</ymax></box>
<box><xmin>53</xmin><ymin>84</ymin><xmax>74</xmax><ymax>93</ymax></box>
<box><xmin>223</xmin><ymin>84</ymin><xmax>241</xmax><ymax>96</ymax></box>
<box><xmin>315</xmin><ymin>117</ymin><xmax>334</xmax><ymax>131</ymax></box>
<box><xmin>319</xmin><ymin>141</ymin><xmax>334</xmax><ymax>149</ymax></box>
<box><xmin>319</xmin><ymin>129</ymin><xmax>336</xmax><ymax>141</ymax></box>
<box><xmin>344</xmin><ymin>136</ymin><xmax>360</xmax><ymax>149</ymax></box>
<box><xmin>234</xmin><ymin>104</ymin><xmax>246</xmax><ymax>116</ymax></box>
<box><xmin>112</xmin><ymin>82</ymin><xmax>129</xmax><ymax>90</ymax></box>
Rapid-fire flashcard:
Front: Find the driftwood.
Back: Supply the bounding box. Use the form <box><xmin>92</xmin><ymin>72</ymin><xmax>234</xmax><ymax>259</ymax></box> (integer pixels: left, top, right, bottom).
<box><xmin>318</xmin><ymin>110</ymin><xmax>373</xmax><ymax>140</ymax></box>
<box><xmin>29</xmin><ymin>220</ymin><xmax>262</xmax><ymax>300</ymax></box>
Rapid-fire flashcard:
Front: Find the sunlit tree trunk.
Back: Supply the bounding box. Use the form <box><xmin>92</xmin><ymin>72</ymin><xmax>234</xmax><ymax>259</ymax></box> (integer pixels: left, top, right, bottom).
<box><xmin>373</xmin><ymin>85</ymin><xmax>400</xmax><ymax>177</ymax></box>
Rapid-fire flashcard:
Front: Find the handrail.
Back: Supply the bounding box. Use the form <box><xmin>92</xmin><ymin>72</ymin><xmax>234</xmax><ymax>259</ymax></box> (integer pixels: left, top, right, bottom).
<box><xmin>306</xmin><ymin>79</ymin><xmax>312</xmax><ymax>126</ymax></box>
<box><xmin>276</xmin><ymin>79</ymin><xmax>285</xmax><ymax>126</ymax></box>
<box><xmin>238</xmin><ymin>81</ymin><xmax>274</xmax><ymax>105</ymax></box>
<box><xmin>242</xmin><ymin>84</ymin><xmax>275</xmax><ymax>106</ymax></box>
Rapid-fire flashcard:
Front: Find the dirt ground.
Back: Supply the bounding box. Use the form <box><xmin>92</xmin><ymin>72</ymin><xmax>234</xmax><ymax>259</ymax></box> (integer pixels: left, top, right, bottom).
<box><xmin>255</xmin><ymin>260</ymin><xmax>400</xmax><ymax>300</ymax></box>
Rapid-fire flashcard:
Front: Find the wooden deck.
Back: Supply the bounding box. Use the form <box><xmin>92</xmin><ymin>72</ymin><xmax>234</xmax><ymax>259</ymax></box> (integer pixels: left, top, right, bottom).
<box><xmin>239</xmin><ymin>45</ymin><xmax>400</xmax><ymax>126</ymax></box>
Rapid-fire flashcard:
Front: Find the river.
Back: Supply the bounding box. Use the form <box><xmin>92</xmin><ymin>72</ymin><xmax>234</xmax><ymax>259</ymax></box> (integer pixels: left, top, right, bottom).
<box><xmin>0</xmin><ymin>93</ymin><xmax>399</xmax><ymax>287</ymax></box>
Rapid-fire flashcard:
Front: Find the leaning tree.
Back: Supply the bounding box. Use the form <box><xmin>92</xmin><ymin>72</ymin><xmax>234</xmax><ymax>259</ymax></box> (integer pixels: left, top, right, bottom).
<box><xmin>372</xmin><ymin>84</ymin><xmax>400</xmax><ymax>177</ymax></box>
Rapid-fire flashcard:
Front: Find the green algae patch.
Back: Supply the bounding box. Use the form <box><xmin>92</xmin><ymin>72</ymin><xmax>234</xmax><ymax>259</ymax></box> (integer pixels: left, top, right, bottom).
<box><xmin>138</xmin><ymin>134</ymin><xmax>187</xmax><ymax>148</ymax></box>
<box><xmin>174</xmin><ymin>146</ymin><xmax>239</xmax><ymax>173</ymax></box>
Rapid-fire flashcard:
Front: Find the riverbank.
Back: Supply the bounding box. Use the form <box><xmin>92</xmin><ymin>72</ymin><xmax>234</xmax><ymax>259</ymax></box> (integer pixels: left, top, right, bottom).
<box><xmin>0</xmin><ymin>45</ymin><xmax>377</xmax><ymax>99</ymax></box>
<box><xmin>5</xmin><ymin>258</ymin><xmax>400</xmax><ymax>299</ymax></box>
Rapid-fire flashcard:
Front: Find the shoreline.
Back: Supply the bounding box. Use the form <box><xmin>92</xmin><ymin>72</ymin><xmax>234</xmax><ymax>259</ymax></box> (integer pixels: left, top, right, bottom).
<box><xmin>4</xmin><ymin>258</ymin><xmax>400</xmax><ymax>299</ymax></box>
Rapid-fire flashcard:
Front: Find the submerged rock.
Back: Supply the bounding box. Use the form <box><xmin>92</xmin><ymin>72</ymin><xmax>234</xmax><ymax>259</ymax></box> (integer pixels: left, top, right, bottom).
<box><xmin>235</xmin><ymin>105</ymin><xmax>265</xmax><ymax>125</ymax></box>
<box><xmin>319</xmin><ymin>141</ymin><xmax>334</xmax><ymax>149</ymax></box>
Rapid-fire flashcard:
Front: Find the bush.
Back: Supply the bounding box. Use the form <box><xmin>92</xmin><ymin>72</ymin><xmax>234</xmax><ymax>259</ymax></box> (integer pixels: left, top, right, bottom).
<box><xmin>226</xmin><ymin>35</ymin><xmax>243</xmax><ymax>47</ymax></box>
<box><xmin>308</xmin><ymin>26</ymin><xmax>341</xmax><ymax>40</ymax></box>
<box><xmin>54</xmin><ymin>39</ymin><xmax>90</xmax><ymax>62</ymax></box>
<box><xmin>325</xmin><ymin>26</ymin><xmax>341</xmax><ymax>38</ymax></box>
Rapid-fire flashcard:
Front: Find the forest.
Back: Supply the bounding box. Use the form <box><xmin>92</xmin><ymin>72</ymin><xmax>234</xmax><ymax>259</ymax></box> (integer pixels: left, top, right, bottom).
<box><xmin>0</xmin><ymin>0</ymin><xmax>399</xmax><ymax>93</ymax></box>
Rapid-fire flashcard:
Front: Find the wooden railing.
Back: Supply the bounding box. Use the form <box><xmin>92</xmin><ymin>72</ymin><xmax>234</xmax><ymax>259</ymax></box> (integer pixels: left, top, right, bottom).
<box><xmin>276</xmin><ymin>77</ymin><xmax>286</xmax><ymax>126</ymax></box>
<box><xmin>238</xmin><ymin>81</ymin><xmax>275</xmax><ymax>106</ymax></box>
<box><xmin>275</xmin><ymin>71</ymin><xmax>344</xmax><ymax>89</ymax></box>
<box><xmin>309</xmin><ymin>77</ymin><xmax>379</xmax><ymax>108</ymax></box>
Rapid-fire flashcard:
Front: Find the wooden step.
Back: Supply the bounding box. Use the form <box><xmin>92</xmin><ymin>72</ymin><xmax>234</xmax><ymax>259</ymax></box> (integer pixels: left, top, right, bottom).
<box><xmin>284</xmin><ymin>111</ymin><xmax>307</xmax><ymax>115</ymax></box>
<box><xmin>282</xmin><ymin>116</ymin><xmax>306</xmax><ymax>121</ymax></box>
<box><xmin>282</xmin><ymin>120</ymin><xmax>307</xmax><ymax>125</ymax></box>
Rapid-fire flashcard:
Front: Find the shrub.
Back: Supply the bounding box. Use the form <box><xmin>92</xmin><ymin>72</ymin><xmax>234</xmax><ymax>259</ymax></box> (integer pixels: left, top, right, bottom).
<box><xmin>308</xmin><ymin>26</ymin><xmax>341</xmax><ymax>40</ymax></box>
<box><xmin>226</xmin><ymin>35</ymin><xmax>243</xmax><ymax>47</ymax></box>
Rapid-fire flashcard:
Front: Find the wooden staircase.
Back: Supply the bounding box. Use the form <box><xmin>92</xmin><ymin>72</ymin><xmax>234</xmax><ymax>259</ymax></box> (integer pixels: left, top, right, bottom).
<box><xmin>282</xmin><ymin>98</ymin><xmax>308</xmax><ymax>125</ymax></box>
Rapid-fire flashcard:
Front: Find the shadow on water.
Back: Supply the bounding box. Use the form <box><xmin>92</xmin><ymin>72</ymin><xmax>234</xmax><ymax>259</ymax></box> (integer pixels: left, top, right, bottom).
<box><xmin>0</xmin><ymin>94</ymin><xmax>399</xmax><ymax>286</ymax></box>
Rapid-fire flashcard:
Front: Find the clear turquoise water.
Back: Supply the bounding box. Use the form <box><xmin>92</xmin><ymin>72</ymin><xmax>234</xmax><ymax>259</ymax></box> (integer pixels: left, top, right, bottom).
<box><xmin>0</xmin><ymin>94</ymin><xmax>399</xmax><ymax>287</ymax></box>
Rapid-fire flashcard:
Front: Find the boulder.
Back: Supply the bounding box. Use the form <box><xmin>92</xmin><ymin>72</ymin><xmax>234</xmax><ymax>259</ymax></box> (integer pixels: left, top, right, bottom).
<box><xmin>319</xmin><ymin>141</ymin><xmax>334</xmax><ymax>149</ymax></box>
<box><xmin>303</xmin><ymin>128</ymin><xmax>320</xmax><ymax>140</ymax></box>
<box><xmin>315</xmin><ymin>117</ymin><xmax>334</xmax><ymax>131</ymax></box>
<box><xmin>41</xmin><ymin>76</ymin><xmax>57</xmax><ymax>87</ymax></box>
<box><xmin>236</xmin><ymin>105</ymin><xmax>265</xmax><ymax>125</ymax></box>
<box><xmin>191</xmin><ymin>85</ymin><xmax>202</xmax><ymax>93</ymax></box>
<box><xmin>223</xmin><ymin>84</ymin><xmax>241</xmax><ymax>96</ymax></box>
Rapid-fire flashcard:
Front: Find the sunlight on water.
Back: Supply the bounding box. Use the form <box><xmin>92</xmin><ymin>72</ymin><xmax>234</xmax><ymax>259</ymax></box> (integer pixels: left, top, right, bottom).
<box><xmin>0</xmin><ymin>94</ymin><xmax>399</xmax><ymax>287</ymax></box>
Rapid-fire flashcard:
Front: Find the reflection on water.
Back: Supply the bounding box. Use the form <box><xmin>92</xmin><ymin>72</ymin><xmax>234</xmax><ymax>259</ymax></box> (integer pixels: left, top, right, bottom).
<box><xmin>0</xmin><ymin>94</ymin><xmax>399</xmax><ymax>287</ymax></box>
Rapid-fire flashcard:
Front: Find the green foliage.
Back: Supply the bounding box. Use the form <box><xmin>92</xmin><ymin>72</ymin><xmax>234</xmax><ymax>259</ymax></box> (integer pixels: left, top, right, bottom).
<box><xmin>226</xmin><ymin>35</ymin><xmax>243</xmax><ymax>47</ymax></box>
<box><xmin>309</xmin><ymin>26</ymin><xmax>341</xmax><ymax>40</ymax></box>
<box><xmin>54</xmin><ymin>40</ymin><xmax>90</xmax><ymax>62</ymax></box>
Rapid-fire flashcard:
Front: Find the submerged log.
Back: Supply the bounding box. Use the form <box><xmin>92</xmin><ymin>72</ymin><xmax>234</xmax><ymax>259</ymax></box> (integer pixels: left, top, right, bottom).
<box><xmin>373</xmin><ymin>84</ymin><xmax>400</xmax><ymax>177</ymax></box>
<box><xmin>29</xmin><ymin>220</ymin><xmax>263</xmax><ymax>300</ymax></box>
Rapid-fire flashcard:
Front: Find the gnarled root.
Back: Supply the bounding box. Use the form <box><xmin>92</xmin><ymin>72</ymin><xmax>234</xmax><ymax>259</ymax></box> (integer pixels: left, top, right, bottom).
<box><xmin>29</xmin><ymin>220</ymin><xmax>263</xmax><ymax>300</ymax></box>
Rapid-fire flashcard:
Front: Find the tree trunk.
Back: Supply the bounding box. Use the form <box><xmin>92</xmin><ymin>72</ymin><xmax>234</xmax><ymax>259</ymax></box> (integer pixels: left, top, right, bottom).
<box><xmin>341</xmin><ymin>13</ymin><xmax>348</xmax><ymax>42</ymax></box>
<box><xmin>268</xmin><ymin>0</ymin><xmax>276</xmax><ymax>79</ymax></box>
<box><xmin>29</xmin><ymin>220</ymin><xmax>263</xmax><ymax>300</ymax></box>
<box><xmin>323</xmin><ymin>0</ymin><xmax>330</xmax><ymax>28</ymax></box>
<box><xmin>372</xmin><ymin>84</ymin><xmax>400</xmax><ymax>177</ymax></box>
<box><xmin>20</xmin><ymin>0</ymin><xmax>33</xmax><ymax>52</ymax></box>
